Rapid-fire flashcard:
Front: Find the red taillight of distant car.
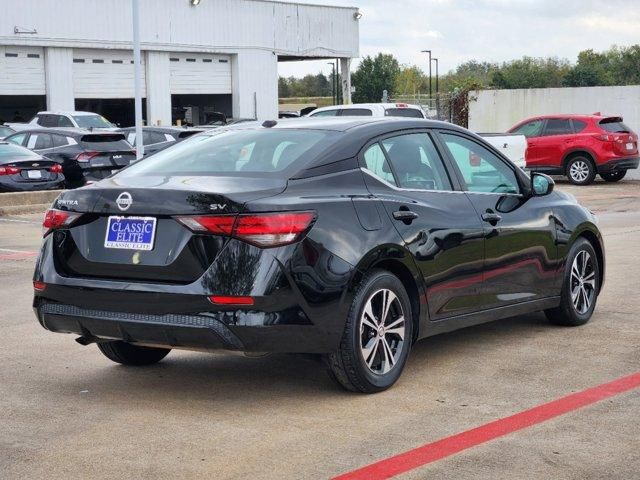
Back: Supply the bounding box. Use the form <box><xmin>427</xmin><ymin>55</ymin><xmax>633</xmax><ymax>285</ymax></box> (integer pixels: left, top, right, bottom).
<box><xmin>75</xmin><ymin>151</ymin><xmax>101</xmax><ymax>163</ymax></box>
<box><xmin>49</xmin><ymin>164</ymin><xmax>63</xmax><ymax>174</ymax></box>
<box><xmin>0</xmin><ymin>166</ymin><xmax>21</xmax><ymax>176</ymax></box>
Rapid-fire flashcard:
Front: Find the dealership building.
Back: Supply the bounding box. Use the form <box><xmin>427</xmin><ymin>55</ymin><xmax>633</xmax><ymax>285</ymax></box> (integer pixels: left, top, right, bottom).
<box><xmin>0</xmin><ymin>0</ymin><xmax>359</xmax><ymax>126</ymax></box>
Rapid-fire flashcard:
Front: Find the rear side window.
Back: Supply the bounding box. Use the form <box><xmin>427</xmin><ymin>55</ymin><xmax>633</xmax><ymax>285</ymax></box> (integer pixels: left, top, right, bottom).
<box><xmin>6</xmin><ymin>133</ymin><xmax>27</xmax><ymax>146</ymax></box>
<box><xmin>339</xmin><ymin>108</ymin><xmax>373</xmax><ymax>117</ymax></box>
<box><xmin>572</xmin><ymin>120</ymin><xmax>587</xmax><ymax>132</ymax></box>
<box><xmin>311</xmin><ymin>109</ymin><xmax>338</xmax><ymax>117</ymax></box>
<box><xmin>142</xmin><ymin>131</ymin><xmax>167</xmax><ymax>145</ymax></box>
<box><xmin>543</xmin><ymin>119</ymin><xmax>573</xmax><ymax>136</ymax></box>
<box><xmin>32</xmin><ymin>134</ymin><xmax>53</xmax><ymax>150</ymax></box>
<box><xmin>51</xmin><ymin>134</ymin><xmax>68</xmax><ymax>147</ymax></box>
<box><xmin>385</xmin><ymin>108</ymin><xmax>424</xmax><ymax>118</ymax></box>
<box><xmin>599</xmin><ymin>118</ymin><xmax>630</xmax><ymax>133</ymax></box>
<box><xmin>117</xmin><ymin>129</ymin><xmax>335</xmax><ymax>177</ymax></box>
<box><xmin>80</xmin><ymin>134</ymin><xmax>131</xmax><ymax>151</ymax></box>
<box><xmin>363</xmin><ymin>143</ymin><xmax>396</xmax><ymax>185</ymax></box>
<box><xmin>381</xmin><ymin>133</ymin><xmax>452</xmax><ymax>191</ymax></box>
<box><xmin>57</xmin><ymin>116</ymin><xmax>74</xmax><ymax>127</ymax></box>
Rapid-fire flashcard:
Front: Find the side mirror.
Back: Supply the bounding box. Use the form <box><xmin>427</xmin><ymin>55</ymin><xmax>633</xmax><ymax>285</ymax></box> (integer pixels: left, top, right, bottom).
<box><xmin>531</xmin><ymin>172</ymin><xmax>554</xmax><ymax>196</ymax></box>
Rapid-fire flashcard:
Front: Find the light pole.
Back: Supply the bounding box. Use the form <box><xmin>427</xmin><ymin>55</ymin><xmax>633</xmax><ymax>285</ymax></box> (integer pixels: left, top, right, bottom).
<box><xmin>431</xmin><ymin>57</ymin><xmax>439</xmax><ymax>118</ymax></box>
<box><xmin>431</xmin><ymin>58</ymin><xmax>439</xmax><ymax>95</ymax></box>
<box><xmin>131</xmin><ymin>0</ymin><xmax>144</xmax><ymax>159</ymax></box>
<box><xmin>327</xmin><ymin>62</ymin><xmax>336</xmax><ymax>105</ymax></box>
<box><xmin>421</xmin><ymin>50</ymin><xmax>432</xmax><ymax>99</ymax></box>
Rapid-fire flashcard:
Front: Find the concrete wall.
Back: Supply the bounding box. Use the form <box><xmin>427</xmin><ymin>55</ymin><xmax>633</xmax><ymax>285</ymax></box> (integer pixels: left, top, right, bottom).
<box><xmin>468</xmin><ymin>86</ymin><xmax>640</xmax><ymax>180</ymax></box>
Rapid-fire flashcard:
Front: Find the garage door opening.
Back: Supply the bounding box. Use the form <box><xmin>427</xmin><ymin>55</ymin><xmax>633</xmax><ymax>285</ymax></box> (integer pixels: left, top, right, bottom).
<box><xmin>171</xmin><ymin>94</ymin><xmax>232</xmax><ymax>126</ymax></box>
<box><xmin>75</xmin><ymin>98</ymin><xmax>147</xmax><ymax>127</ymax></box>
<box><xmin>0</xmin><ymin>95</ymin><xmax>46</xmax><ymax>124</ymax></box>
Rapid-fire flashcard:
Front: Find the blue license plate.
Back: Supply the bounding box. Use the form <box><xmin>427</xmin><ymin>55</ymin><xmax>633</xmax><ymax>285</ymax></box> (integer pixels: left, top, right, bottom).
<box><xmin>104</xmin><ymin>216</ymin><xmax>157</xmax><ymax>251</ymax></box>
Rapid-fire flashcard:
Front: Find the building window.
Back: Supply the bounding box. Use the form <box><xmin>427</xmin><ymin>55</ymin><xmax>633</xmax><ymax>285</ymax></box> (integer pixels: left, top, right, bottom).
<box><xmin>27</xmin><ymin>53</ymin><xmax>40</xmax><ymax>58</ymax></box>
<box><xmin>73</xmin><ymin>58</ymin><xmax>85</xmax><ymax>63</ymax></box>
<box><xmin>186</xmin><ymin>58</ymin><xmax>196</xmax><ymax>62</ymax></box>
<box><xmin>219</xmin><ymin>59</ymin><xmax>229</xmax><ymax>63</ymax></box>
<box><xmin>112</xmin><ymin>60</ymin><xmax>123</xmax><ymax>64</ymax></box>
<box><xmin>92</xmin><ymin>59</ymin><xmax>104</xmax><ymax>63</ymax></box>
<box><xmin>169</xmin><ymin>58</ymin><xmax>179</xmax><ymax>62</ymax></box>
<box><xmin>203</xmin><ymin>58</ymin><xmax>213</xmax><ymax>63</ymax></box>
<box><xmin>5</xmin><ymin>53</ymin><xmax>18</xmax><ymax>57</ymax></box>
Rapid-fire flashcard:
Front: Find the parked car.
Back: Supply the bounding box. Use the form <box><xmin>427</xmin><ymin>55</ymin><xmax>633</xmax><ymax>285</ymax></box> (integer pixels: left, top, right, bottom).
<box><xmin>508</xmin><ymin>114</ymin><xmax>639</xmax><ymax>185</ymax></box>
<box><xmin>0</xmin><ymin>141</ymin><xmax>65</xmax><ymax>192</ymax></box>
<box><xmin>475</xmin><ymin>133</ymin><xmax>527</xmax><ymax>170</ymax></box>
<box><xmin>118</xmin><ymin>126</ymin><xmax>204</xmax><ymax>157</ymax></box>
<box><xmin>4</xmin><ymin>128</ymin><xmax>135</xmax><ymax>188</ymax></box>
<box><xmin>33</xmin><ymin>118</ymin><xmax>603</xmax><ymax>393</ymax></box>
<box><xmin>0</xmin><ymin>125</ymin><xmax>15</xmax><ymax>139</ymax></box>
<box><xmin>307</xmin><ymin>103</ymin><xmax>427</xmax><ymax>119</ymax></box>
<box><xmin>6</xmin><ymin>111</ymin><xmax>117</xmax><ymax>132</ymax></box>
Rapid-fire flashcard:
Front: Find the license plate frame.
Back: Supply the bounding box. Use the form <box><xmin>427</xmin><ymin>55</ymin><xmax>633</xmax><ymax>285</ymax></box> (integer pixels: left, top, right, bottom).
<box><xmin>104</xmin><ymin>216</ymin><xmax>157</xmax><ymax>251</ymax></box>
<box><xmin>27</xmin><ymin>170</ymin><xmax>42</xmax><ymax>179</ymax></box>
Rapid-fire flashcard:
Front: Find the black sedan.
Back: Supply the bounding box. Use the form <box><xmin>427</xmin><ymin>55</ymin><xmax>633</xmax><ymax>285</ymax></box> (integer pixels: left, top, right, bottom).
<box><xmin>118</xmin><ymin>126</ymin><xmax>204</xmax><ymax>157</ymax></box>
<box><xmin>33</xmin><ymin>118</ymin><xmax>604</xmax><ymax>392</ymax></box>
<box><xmin>4</xmin><ymin>128</ymin><xmax>135</xmax><ymax>188</ymax></box>
<box><xmin>0</xmin><ymin>141</ymin><xmax>65</xmax><ymax>192</ymax></box>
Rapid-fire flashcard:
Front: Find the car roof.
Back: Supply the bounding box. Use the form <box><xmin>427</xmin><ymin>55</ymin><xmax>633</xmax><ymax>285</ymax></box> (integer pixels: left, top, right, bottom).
<box><xmin>312</xmin><ymin>103</ymin><xmax>423</xmax><ymax>111</ymax></box>
<box><xmin>118</xmin><ymin>126</ymin><xmax>204</xmax><ymax>133</ymax></box>
<box><xmin>522</xmin><ymin>114</ymin><xmax>622</xmax><ymax>121</ymax></box>
<box><xmin>6</xmin><ymin>128</ymin><xmax>124</xmax><ymax>137</ymax></box>
<box><xmin>37</xmin><ymin>111</ymin><xmax>100</xmax><ymax>116</ymax></box>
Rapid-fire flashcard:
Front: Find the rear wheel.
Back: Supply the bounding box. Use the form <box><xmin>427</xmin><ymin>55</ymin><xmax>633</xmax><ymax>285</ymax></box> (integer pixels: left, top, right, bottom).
<box><xmin>600</xmin><ymin>170</ymin><xmax>626</xmax><ymax>182</ymax></box>
<box><xmin>545</xmin><ymin>238</ymin><xmax>599</xmax><ymax>326</ymax></box>
<box><xmin>326</xmin><ymin>270</ymin><xmax>413</xmax><ymax>393</ymax></box>
<box><xmin>97</xmin><ymin>341</ymin><xmax>171</xmax><ymax>366</ymax></box>
<box><xmin>566</xmin><ymin>156</ymin><xmax>596</xmax><ymax>185</ymax></box>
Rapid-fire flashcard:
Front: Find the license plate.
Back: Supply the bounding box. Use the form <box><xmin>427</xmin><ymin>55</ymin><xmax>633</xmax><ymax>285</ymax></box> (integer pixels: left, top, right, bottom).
<box><xmin>27</xmin><ymin>170</ymin><xmax>42</xmax><ymax>179</ymax></box>
<box><xmin>104</xmin><ymin>216</ymin><xmax>156</xmax><ymax>251</ymax></box>
<box><xmin>626</xmin><ymin>142</ymin><xmax>634</xmax><ymax>150</ymax></box>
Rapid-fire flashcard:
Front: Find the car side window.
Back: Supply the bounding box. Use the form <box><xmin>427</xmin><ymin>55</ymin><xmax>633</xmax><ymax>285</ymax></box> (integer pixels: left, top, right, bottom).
<box><xmin>310</xmin><ymin>109</ymin><xmax>338</xmax><ymax>117</ymax></box>
<box><xmin>381</xmin><ymin>133</ymin><xmax>452</xmax><ymax>191</ymax></box>
<box><xmin>31</xmin><ymin>134</ymin><xmax>53</xmax><ymax>150</ymax></box>
<box><xmin>571</xmin><ymin>120</ymin><xmax>587</xmax><ymax>133</ymax></box>
<box><xmin>543</xmin><ymin>118</ymin><xmax>573</xmax><ymax>136</ymax></box>
<box><xmin>511</xmin><ymin>119</ymin><xmax>544</xmax><ymax>138</ymax></box>
<box><xmin>50</xmin><ymin>134</ymin><xmax>68</xmax><ymax>148</ymax></box>
<box><xmin>362</xmin><ymin>143</ymin><xmax>396</xmax><ymax>186</ymax></box>
<box><xmin>57</xmin><ymin>116</ymin><xmax>74</xmax><ymax>127</ymax></box>
<box><xmin>440</xmin><ymin>133</ymin><xmax>520</xmax><ymax>194</ymax></box>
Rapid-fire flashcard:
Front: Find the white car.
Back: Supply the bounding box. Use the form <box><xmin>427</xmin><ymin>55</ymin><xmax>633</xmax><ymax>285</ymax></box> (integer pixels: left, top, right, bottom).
<box><xmin>6</xmin><ymin>111</ymin><xmax>117</xmax><ymax>131</ymax></box>
<box><xmin>477</xmin><ymin>133</ymin><xmax>528</xmax><ymax>170</ymax></box>
<box><xmin>307</xmin><ymin>103</ymin><xmax>426</xmax><ymax>119</ymax></box>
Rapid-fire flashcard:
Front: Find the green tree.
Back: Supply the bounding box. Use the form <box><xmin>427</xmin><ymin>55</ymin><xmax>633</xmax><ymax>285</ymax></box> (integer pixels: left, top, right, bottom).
<box><xmin>352</xmin><ymin>53</ymin><xmax>400</xmax><ymax>103</ymax></box>
<box><xmin>394</xmin><ymin>65</ymin><xmax>425</xmax><ymax>95</ymax></box>
<box><xmin>563</xmin><ymin>49</ymin><xmax>612</xmax><ymax>87</ymax></box>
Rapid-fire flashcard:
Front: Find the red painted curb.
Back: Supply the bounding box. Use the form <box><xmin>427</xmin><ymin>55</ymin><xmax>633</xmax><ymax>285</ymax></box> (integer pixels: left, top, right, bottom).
<box><xmin>333</xmin><ymin>372</ymin><xmax>640</xmax><ymax>480</ymax></box>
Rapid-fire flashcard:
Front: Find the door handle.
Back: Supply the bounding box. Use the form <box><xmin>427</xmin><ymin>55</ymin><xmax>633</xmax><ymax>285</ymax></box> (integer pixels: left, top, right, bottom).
<box><xmin>393</xmin><ymin>210</ymin><xmax>419</xmax><ymax>222</ymax></box>
<box><xmin>481</xmin><ymin>212</ymin><xmax>502</xmax><ymax>225</ymax></box>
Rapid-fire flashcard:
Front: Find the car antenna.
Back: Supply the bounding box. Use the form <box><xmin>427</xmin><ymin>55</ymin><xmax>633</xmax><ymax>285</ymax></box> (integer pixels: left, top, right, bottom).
<box><xmin>262</xmin><ymin>120</ymin><xmax>277</xmax><ymax>128</ymax></box>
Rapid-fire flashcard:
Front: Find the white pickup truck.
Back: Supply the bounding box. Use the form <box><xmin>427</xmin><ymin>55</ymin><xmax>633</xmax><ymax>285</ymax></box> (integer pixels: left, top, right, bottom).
<box><xmin>477</xmin><ymin>133</ymin><xmax>527</xmax><ymax>170</ymax></box>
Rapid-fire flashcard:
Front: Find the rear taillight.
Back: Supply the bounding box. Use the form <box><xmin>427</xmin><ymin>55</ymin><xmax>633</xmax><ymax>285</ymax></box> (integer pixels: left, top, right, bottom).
<box><xmin>75</xmin><ymin>151</ymin><xmax>100</xmax><ymax>163</ymax></box>
<box><xmin>42</xmin><ymin>209</ymin><xmax>83</xmax><ymax>236</ymax></box>
<box><xmin>175</xmin><ymin>211</ymin><xmax>316</xmax><ymax>248</ymax></box>
<box><xmin>49</xmin><ymin>164</ymin><xmax>63</xmax><ymax>174</ymax></box>
<box><xmin>33</xmin><ymin>281</ymin><xmax>46</xmax><ymax>292</ymax></box>
<box><xmin>0</xmin><ymin>166</ymin><xmax>21</xmax><ymax>176</ymax></box>
<box><xmin>209</xmin><ymin>295</ymin><xmax>254</xmax><ymax>306</ymax></box>
<box><xmin>395</xmin><ymin>103</ymin><xmax>408</xmax><ymax>108</ymax></box>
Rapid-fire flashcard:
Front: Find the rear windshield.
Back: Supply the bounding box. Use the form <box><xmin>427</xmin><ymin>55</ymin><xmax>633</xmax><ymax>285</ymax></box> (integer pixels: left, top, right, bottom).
<box><xmin>385</xmin><ymin>108</ymin><xmax>424</xmax><ymax>118</ymax></box>
<box><xmin>0</xmin><ymin>143</ymin><xmax>40</xmax><ymax>160</ymax></box>
<box><xmin>117</xmin><ymin>128</ymin><xmax>334</xmax><ymax>177</ymax></box>
<box><xmin>178</xmin><ymin>130</ymin><xmax>203</xmax><ymax>139</ymax></box>
<box><xmin>339</xmin><ymin>108</ymin><xmax>373</xmax><ymax>117</ymax></box>
<box><xmin>599</xmin><ymin>118</ymin><xmax>631</xmax><ymax>133</ymax></box>
<box><xmin>80</xmin><ymin>134</ymin><xmax>131</xmax><ymax>152</ymax></box>
<box><xmin>73</xmin><ymin>115</ymin><xmax>114</xmax><ymax>129</ymax></box>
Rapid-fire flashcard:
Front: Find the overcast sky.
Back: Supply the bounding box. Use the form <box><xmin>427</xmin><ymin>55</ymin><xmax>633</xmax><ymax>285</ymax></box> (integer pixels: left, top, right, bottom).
<box><xmin>277</xmin><ymin>0</ymin><xmax>640</xmax><ymax>78</ymax></box>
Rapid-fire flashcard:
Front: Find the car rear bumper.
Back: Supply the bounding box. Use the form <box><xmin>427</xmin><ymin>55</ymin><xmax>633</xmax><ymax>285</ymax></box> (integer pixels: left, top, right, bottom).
<box><xmin>0</xmin><ymin>178</ymin><xmax>65</xmax><ymax>192</ymax></box>
<box><xmin>597</xmin><ymin>157</ymin><xmax>639</xmax><ymax>173</ymax></box>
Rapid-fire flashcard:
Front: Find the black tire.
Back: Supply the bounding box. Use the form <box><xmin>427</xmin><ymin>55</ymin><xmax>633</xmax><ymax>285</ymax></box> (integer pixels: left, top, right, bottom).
<box><xmin>326</xmin><ymin>270</ymin><xmax>413</xmax><ymax>393</ymax></box>
<box><xmin>545</xmin><ymin>238</ymin><xmax>600</xmax><ymax>326</ymax></box>
<box><xmin>566</xmin><ymin>155</ymin><xmax>596</xmax><ymax>185</ymax></box>
<box><xmin>97</xmin><ymin>341</ymin><xmax>171</xmax><ymax>366</ymax></box>
<box><xmin>600</xmin><ymin>170</ymin><xmax>627</xmax><ymax>182</ymax></box>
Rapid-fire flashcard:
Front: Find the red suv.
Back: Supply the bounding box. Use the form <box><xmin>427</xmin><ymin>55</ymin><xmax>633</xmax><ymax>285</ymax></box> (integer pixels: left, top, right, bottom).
<box><xmin>508</xmin><ymin>114</ymin><xmax>639</xmax><ymax>185</ymax></box>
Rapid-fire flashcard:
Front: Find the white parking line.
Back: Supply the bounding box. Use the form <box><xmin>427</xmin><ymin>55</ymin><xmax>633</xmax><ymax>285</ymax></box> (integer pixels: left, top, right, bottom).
<box><xmin>0</xmin><ymin>218</ymin><xmax>40</xmax><ymax>224</ymax></box>
<box><xmin>0</xmin><ymin>248</ymin><xmax>37</xmax><ymax>253</ymax></box>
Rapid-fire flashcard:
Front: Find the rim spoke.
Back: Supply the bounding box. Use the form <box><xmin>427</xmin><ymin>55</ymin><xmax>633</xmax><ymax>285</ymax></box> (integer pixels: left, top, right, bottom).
<box><xmin>571</xmin><ymin>285</ymin><xmax>581</xmax><ymax>308</ymax></box>
<box><xmin>581</xmin><ymin>286</ymin><xmax>590</xmax><ymax>311</ymax></box>
<box><xmin>365</xmin><ymin>339</ymin><xmax>379</xmax><ymax>367</ymax></box>
<box><xmin>381</xmin><ymin>290</ymin><xmax>397</xmax><ymax>325</ymax></box>
<box><xmin>385</xmin><ymin>316</ymin><xmax>404</xmax><ymax>331</ymax></box>
<box><xmin>386</xmin><ymin>327</ymin><xmax>405</xmax><ymax>340</ymax></box>
<box><xmin>362</xmin><ymin>302</ymin><xmax>377</xmax><ymax>329</ymax></box>
<box><xmin>381</xmin><ymin>338</ymin><xmax>395</xmax><ymax>374</ymax></box>
<box><xmin>583</xmin><ymin>271</ymin><xmax>595</xmax><ymax>282</ymax></box>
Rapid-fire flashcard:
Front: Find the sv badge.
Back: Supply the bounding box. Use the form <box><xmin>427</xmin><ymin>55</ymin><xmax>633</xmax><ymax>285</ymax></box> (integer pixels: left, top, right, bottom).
<box><xmin>209</xmin><ymin>203</ymin><xmax>227</xmax><ymax>211</ymax></box>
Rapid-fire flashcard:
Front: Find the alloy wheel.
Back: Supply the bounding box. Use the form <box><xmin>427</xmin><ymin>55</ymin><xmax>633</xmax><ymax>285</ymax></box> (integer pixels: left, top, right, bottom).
<box><xmin>570</xmin><ymin>250</ymin><xmax>596</xmax><ymax>314</ymax></box>
<box><xmin>359</xmin><ymin>288</ymin><xmax>406</xmax><ymax>375</ymax></box>
<box><xmin>569</xmin><ymin>160</ymin><xmax>590</xmax><ymax>183</ymax></box>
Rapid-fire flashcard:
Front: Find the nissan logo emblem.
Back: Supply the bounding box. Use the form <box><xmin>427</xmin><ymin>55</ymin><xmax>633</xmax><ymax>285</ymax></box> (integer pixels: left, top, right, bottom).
<box><xmin>116</xmin><ymin>192</ymin><xmax>133</xmax><ymax>211</ymax></box>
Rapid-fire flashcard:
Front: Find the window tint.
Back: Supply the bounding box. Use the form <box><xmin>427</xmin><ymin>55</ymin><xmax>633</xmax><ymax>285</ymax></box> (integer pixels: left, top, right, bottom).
<box><xmin>6</xmin><ymin>133</ymin><xmax>27</xmax><ymax>146</ymax></box>
<box><xmin>571</xmin><ymin>120</ymin><xmax>587</xmax><ymax>132</ymax></box>
<box><xmin>0</xmin><ymin>143</ymin><xmax>40</xmax><ymax>160</ymax></box>
<box><xmin>511</xmin><ymin>119</ymin><xmax>544</xmax><ymax>138</ymax></box>
<box><xmin>543</xmin><ymin>118</ymin><xmax>573</xmax><ymax>136</ymax></box>
<box><xmin>381</xmin><ymin>133</ymin><xmax>452</xmax><ymax>191</ymax></box>
<box><xmin>385</xmin><ymin>108</ymin><xmax>424</xmax><ymax>118</ymax></box>
<box><xmin>362</xmin><ymin>143</ymin><xmax>396</xmax><ymax>185</ymax></box>
<box><xmin>51</xmin><ymin>134</ymin><xmax>68</xmax><ymax>147</ymax></box>
<box><xmin>0</xmin><ymin>126</ymin><xmax>15</xmax><ymax>137</ymax></box>
<box><xmin>599</xmin><ymin>118</ymin><xmax>630</xmax><ymax>133</ymax></box>
<box><xmin>32</xmin><ymin>134</ymin><xmax>53</xmax><ymax>150</ymax></box>
<box><xmin>142</xmin><ymin>131</ymin><xmax>167</xmax><ymax>145</ymax></box>
<box><xmin>339</xmin><ymin>108</ymin><xmax>373</xmax><ymax>117</ymax></box>
<box><xmin>441</xmin><ymin>133</ymin><xmax>519</xmax><ymax>194</ymax></box>
<box><xmin>118</xmin><ymin>129</ymin><xmax>334</xmax><ymax>177</ymax></box>
<box><xmin>73</xmin><ymin>115</ymin><xmax>114</xmax><ymax>129</ymax></box>
<box><xmin>80</xmin><ymin>134</ymin><xmax>131</xmax><ymax>151</ymax></box>
<box><xmin>57</xmin><ymin>116</ymin><xmax>74</xmax><ymax>127</ymax></box>
<box><xmin>310</xmin><ymin>109</ymin><xmax>338</xmax><ymax>117</ymax></box>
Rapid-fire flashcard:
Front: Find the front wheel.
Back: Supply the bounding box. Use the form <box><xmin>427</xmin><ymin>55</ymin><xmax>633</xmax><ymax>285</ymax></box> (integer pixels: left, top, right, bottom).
<box><xmin>600</xmin><ymin>170</ymin><xmax>627</xmax><ymax>182</ymax></box>
<box><xmin>566</xmin><ymin>156</ymin><xmax>596</xmax><ymax>185</ymax></box>
<box><xmin>97</xmin><ymin>341</ymin><xmax>171</xmax><ymax>366</ymax></box>
<box><xmin>326</xmin><ymin>270</ymin><xmax>413</xmax><ymax>393</ymax></box>
<box><xmin>545</xmin><ymin>238</ymin><xmax>600</xmax><ymax>326</ymax></box>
